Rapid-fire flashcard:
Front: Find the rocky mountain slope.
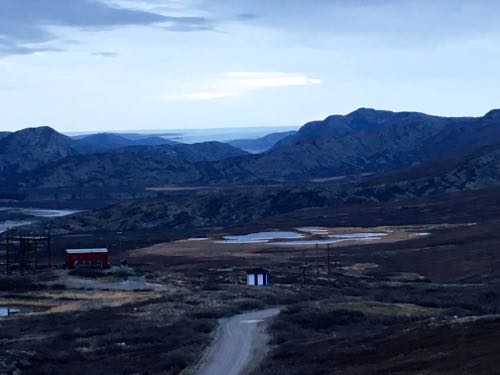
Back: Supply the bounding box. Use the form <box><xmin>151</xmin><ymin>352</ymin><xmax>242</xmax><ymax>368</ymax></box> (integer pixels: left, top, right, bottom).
<box><xmin>0</xmin><ymin>132</ymin><xmax>11</xmax><ymax>140</ymax></box>
<box><xmin>73</xmin><ymin>133</ymin><xmax>176</xmax><ymax>154</ymax></box>
<box><xmin>7</xmin><ymin>108</ymin><xmax>500</xmax><ymax>189</ymax></box>
<box><xmin>350</xmin><ymin>142</ymin><xmax>500</xmax><ymax>202</ymax></box>
<box><xmin>0</xmin><ymin>127</ymin><xmax>75</xmax><ymax>177</ymax></box>
<box><xmin>228</xmin><ymin>130</ymin><xmax>297</xmax><ymax>153</ymax></box>
<box><xmin>21</xmin><ymin>141</ymin><xmax>248</xmax><ymax>188</ymax></box>
<box><xmin>1</xmin><ymin>127</ymin><xmax>248</xmax><ymax>187</ymax></box>
<box><xmin>44</xmin><ymin>140</ymin><xmax>500</xmax><ymax>233</ymax></box>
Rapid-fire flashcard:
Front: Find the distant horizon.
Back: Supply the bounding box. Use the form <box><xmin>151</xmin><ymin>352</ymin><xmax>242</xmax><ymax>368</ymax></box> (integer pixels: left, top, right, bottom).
<box><xmin>3</xmin><ymin>106</ymin><xmax>499</xmax><ymax>134</ymax></box>
<box><xmin>62</xmin><ymin>125</ymin><xmax>299</xmax><ymax>136</ymax></box>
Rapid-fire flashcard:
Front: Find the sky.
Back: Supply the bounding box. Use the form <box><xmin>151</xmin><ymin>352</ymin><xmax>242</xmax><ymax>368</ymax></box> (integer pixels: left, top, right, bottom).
<box><xmin>1</xmin><ymin>0</ymin><xmax>500</xmax><ymax>132</ymax></box>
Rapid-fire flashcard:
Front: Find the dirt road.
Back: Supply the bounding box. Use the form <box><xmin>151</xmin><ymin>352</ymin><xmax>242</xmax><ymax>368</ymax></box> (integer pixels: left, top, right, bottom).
<box><xmin>196</xmin><ymin>308</ymin><xmax>280</xmax><ymax>375</ymax></box>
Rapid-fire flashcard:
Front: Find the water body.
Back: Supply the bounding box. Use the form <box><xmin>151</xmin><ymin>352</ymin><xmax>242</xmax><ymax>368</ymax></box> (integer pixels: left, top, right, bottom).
<box><xmin>296</xmin><ymin>227</ymin><xmax>330</xmax><ymax>235</ymax></box>
<box><xmin>0</xmin><ymin>306</ymin><xmax>37</xmax><ymax>317</ymax></box>
<box><xmin>0</xmin><ymin>221</ymin><xmax>31</xmax><ymax>234</ymax></box>
<box><xmin>213</xmin><ymin>231</ymin><xmax>388</xmax><ymax>245</ymax></box>
<box><xmin>0</xmin><ymin>207</ymin><xmax>79</xmax><ymax>234</ymax></box>
<box><xmin>0</xmin><ymin>207</ymin><xmax>79</xmax><ymax>218</ymax></box>
<box><xmin>275</xmin><ymin>239</ymin><xmax>344</xmax><ymax>246</ymax></box>
<box><xmin>215</xmin><ymin>231</ymin><xmax>305</xmax><ymax>244</ymax></box>
<box><xmin>66</xmin><ymin>126</ymin><xmax>299</xmax><ymax>145</ymax></box>
<box><xmin>331</xmin><ymin>232</ymin><xmax>388</xmax><ymax>239</ymax></box>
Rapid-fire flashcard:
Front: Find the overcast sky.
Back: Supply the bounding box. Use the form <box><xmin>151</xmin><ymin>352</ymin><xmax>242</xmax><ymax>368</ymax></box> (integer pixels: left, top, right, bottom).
<box><xmin>1</xmin><ymin>0</ymin><xmax>500</xmax><ymax>132</ymax></box>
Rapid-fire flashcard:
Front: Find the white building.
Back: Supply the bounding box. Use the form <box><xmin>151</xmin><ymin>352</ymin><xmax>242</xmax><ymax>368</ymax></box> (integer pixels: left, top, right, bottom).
<box><xmin>246</xmin><ymin>268</ymin><xmax>269</xmax><ymax>286</ymax></box>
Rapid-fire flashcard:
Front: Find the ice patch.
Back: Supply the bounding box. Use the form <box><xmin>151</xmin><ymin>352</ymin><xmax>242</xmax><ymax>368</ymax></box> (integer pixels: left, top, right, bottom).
<box><xmin>215</xmin><ymin>231</ymin><xmax>304</xmax><ymax>244</ymax></box>
<box><xmin>296</xmin><ymin>227</ymin><xmax>329</xmax><ymax>235</ymax></box>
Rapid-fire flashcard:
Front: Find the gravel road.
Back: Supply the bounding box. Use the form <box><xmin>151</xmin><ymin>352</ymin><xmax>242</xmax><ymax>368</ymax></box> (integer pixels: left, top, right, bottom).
<box><xmin>196</xmin><ymin>308</ymin><xmax>280</xmax><ymax>375</ymax></box>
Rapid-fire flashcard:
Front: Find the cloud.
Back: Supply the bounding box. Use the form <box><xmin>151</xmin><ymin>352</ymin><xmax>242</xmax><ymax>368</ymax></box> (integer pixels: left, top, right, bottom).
<box><xmin>162</xmin><ymin>16</ymin><xmax>214</xmax><ymax>32</ymax></box>
<box><xmin>184</xmin><ymin>91</ymin><xmax>240</xmax><ymax>101</ymax></box>
<box><xmin>165</xmin><ymin>71</ymin><xmax>321</xmax><ymax>101</ymax></box>
<box><xmin>0</xmin><ymin>0</ymin><xmax>212</xmax><ymax>56</ymax></box>
<box><xmin>92</xmin><ymin>51</ymin><xmax>119</xmax><ymax>58</ymax></box>
<box><xmin>196</xmin><ymin>0</ymin><xmax>500</xmax><ymax>46</ymax></box>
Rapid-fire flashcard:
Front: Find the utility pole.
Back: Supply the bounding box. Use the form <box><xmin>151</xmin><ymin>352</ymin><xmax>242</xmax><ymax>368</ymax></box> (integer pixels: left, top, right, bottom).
<box><xmin>315</xmin><ymin>243</ymin><xmax>320</xmax><ymax>275</ymax></box>
<box><xmin>33</xmin><ymin>239</ymin><xmax>37</xmax><ymax>273</ymax></box>
<box><xmin>6</xmin><ymin>229</ymin><xmax>10</xmax><ymax>274</ymax></box>
<box><xmin>327</xmin><ymin>244</ymin><xmax>331</xmax><ymax>276</ymax></box>
<box><xmin>302</xmin><ymin>247</ymin><xmax>306</xmax><ymax>285</ymax></box>
<box><xmin>48</xmin><ymin>231</ymin><xmax>52</xmax><ymax>270</ymax></box>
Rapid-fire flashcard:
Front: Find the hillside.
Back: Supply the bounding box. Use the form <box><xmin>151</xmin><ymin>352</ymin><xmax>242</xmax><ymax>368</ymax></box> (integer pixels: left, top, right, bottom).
<box><xmin>228</xmin><ymin>130</ymin><xmax>297</xmax><ymax>153</ymax></box>
<box><xmin>7</xmin><ymin>108</ymin><xmax>500</xmax><ymax>190</ymax></box>
<box><xmin>22</xmin><ymin>142</ymin><xmax>248</xmax><ymax>188</ymax></box>
<box><xmin>73</xmin><ymin>133</ymin><xmax>176</xmax><ymax>154</ymax></box>
<box><xmin>350</xmin><ymin>142</ymin><xmax>500</xmax><ymax>202</ymax></box>
<box><xmin>42</xmin><ymin>141</ymin><xmax>500</xmax><ymax>233</ymax></box>
<box><xmin>0</xmin><ymin>132</ymin><xmax>11</xmax><ymax>140</ymax></box>
<box><xmin>0</xmin><ymin>127</ymin><xmax>75</xmax><ymax>177</ymax></box>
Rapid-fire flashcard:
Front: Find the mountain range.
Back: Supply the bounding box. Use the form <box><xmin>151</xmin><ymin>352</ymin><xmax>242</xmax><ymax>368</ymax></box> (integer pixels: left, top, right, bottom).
<box><xmin>3</xmin><ymin>108</ymin><xmax>500</xmax><ymax>193</ymax></box>
<box><xmin>227</xmin><ymin>131</ymin><xmax>297</xmax><ymax>153</ymax></box>
<box><xmin>0</xmin><ymin>127</ymin><xmax>246</xmax><ymax>186</ymax></box>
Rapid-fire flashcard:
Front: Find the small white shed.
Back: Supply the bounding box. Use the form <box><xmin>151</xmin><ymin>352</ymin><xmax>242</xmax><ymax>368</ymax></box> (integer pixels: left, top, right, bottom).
<box><xmin>246</xmin><ymin>268</ymin><xmax>269</xmax><ymax>286</ymax></box>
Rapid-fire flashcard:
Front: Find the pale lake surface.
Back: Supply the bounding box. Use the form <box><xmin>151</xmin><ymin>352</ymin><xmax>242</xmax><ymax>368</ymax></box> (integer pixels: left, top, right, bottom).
<box><xmin>0</xmin><ymin>207</ymin><xmax>79</xmax><ymax>233</ymax></box>
<box><xmin>213</xmin><ymin>230</ymin><xmax>388</xmax><ymax>245</ymax></box>
<box><xmin>0</xmin><ymin>207</ymin><xmax>79</xmax><ymax>218</ymax></box>
<box><xmin>0</xmin><ymin>221</ymin><xmax>32</xmax><ymax>234</ymax></box>
<box><xmin>0</xmin><ymin>306</ymin><xmax>38</xmax><ymax>317</ymax></box>
<box><xmin>330</xmin><ymin>232</ymin><xmax>388</xmax><ymax>239</ymax></box>
<box><xmin>296</xmin><ymin>227</ymin><xmax>330</xmax><ymax>235</ymax></box>
<box><xmin>215</xmin><ymin>231</ymin><xmax>305</xmax><ymax>244</ymax></box>
<box><xmin>275</xmin><ymin>239</ymin><xmax>345</xmax><ymax>246</ymax></box>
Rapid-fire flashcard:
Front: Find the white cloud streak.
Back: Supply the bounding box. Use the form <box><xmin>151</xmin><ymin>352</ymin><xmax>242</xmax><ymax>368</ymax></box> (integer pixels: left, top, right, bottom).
<box><xmin>165</xmin><ymin>71</ymin><xmax>321</xmax><ymax>101</ymax></box>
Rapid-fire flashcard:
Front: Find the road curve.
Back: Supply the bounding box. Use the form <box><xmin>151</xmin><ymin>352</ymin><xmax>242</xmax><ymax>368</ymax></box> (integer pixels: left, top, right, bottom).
<box><xmin>195</xmin><ymin>308</ymin><xmax>280</xmax><ymax>375</ymax></box>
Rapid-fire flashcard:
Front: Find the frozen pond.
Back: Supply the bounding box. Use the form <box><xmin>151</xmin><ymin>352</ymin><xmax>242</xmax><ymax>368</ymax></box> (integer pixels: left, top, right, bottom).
<box><xmin>213</xmin><ymin>230</ymin><xmax>389</xmax><ymax>245</ymax></box>
<box><xmin>0</xmin><ymin>207</ymin><xmax>79</xmax><ymax>234</ymax></box>
<box><xmin>0</xmin><ymin>221</ymin><xmax>31</xmax><ymax>234</ymax></box>
<box><xmin>331</xmin><ymin>232</ymin><xmax>388</xmax><ymax>239</ymax></box>
<box><xmin>275</xmin><ymin>239</ymin><xmax>344</xmax><ymax>246</ymax></box>
<box><xmin>296</xmin><ymin>227</ymin><xmax>330</xmax><ymax>235</ymax></box>
<box><xmin>215</xmin><ymin>231</ymin><xmax>305</xmax><ymax>244</ymax></box>
<box><xmin>0</xmin><ymin>207</ymin><xmax>79</xmax><ymax>218</ymax></box>
<box><xmin>0</xmin><ymin>306</ymin><xmax>38</xmax><ymax>317</ymax></box>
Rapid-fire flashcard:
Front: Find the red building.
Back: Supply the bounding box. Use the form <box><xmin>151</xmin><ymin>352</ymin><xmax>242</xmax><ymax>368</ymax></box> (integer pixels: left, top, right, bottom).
<box><xmin>65</xmin><ymin>248</ymin><xmax>110</xmax><ymax>269</ymax></box>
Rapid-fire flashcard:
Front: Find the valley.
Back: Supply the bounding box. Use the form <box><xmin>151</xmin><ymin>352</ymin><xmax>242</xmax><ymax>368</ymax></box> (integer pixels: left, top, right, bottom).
<box><xmin>2</xmin><ymin>109</ymin><xmax>500</xmax><ymax>374</ymax></box>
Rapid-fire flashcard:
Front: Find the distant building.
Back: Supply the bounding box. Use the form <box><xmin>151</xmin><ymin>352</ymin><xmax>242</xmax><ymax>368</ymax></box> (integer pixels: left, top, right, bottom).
<box><xmin>246</xmin><ymin>268</ymin><xmax>269</xmax><ymax>286</ymax></box>
<box><xmin>65</xmin><ymin>248</ymin><xmax>109</xmax><ymax>269</ymax></box>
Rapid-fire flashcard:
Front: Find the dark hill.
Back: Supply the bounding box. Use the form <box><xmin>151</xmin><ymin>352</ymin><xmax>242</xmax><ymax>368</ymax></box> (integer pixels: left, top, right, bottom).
<box><xmin>9</xmin><ymin>108</ymin><xmax>500</xmax><ymax>189</ymax></box>
<box><xmin>0</xmin><ymin>126</ymin><xmax>75</xmax><ymax>177</ymax></box>
<box><xmin>73</xmin><ymin>133</ymin><xmax>175</xmax><ymax>154</ymax></box>
<box><xmin>228</xmin><ymin>130</ymin><xmax>297</xmax><ymax>153</ymax></box>
<box><xmin>215</xmin><ymin>108</ymin><xmax>498</xmax><ymax>182</ymax></box>
<box><xmin>0</xmin><ymin>132</ymin><xmax>11</xmax><ymax>140</ymax></box>
<box><xmin>22</xmin><ymin>141</ymin><xmax>247</xmax><ymax>188</ymax></box>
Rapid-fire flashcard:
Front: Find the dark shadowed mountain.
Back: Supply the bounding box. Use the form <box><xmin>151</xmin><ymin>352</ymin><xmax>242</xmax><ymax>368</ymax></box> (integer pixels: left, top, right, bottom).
<box><xmin>8</xmin><ymin>108</ymin><xmax>500</xmax><ymax>190</ymax></box>
<box><xmin>350</xmin><ymin>142</ymin><xmax>500</xmax><ymax>201</ymax></box>
<box><xmin>23</xmin><ymin>152</ymin><xmax>210</xmax><ymax>188</ymax></box>
<box><xmin>105</xmin><ymin>141</ymin><xmax>248</xmax><ymax>162</ymax></box>
<box><xmin>227</xmin><ymin>130</ymin><xmax>297</xmax><ymax>153</ymax></box>
<box><xmin>73</xmin><ymin>133</ymin><xmax>176</xmax><ymax>154</ymax></box>
<box><xmin>21</xmin><ymin>141</ymin><xmax>248</xmax><ymax>188</ymax></box>
<box><xmin>42</xmin><ymin>142</ymin><xmax>500</xmax><ymax>234</ymax></box>
<box><xmin>0</xmin><ymin>126</ymin><xmax>75</xmax><ymax>176</ymax></box>
<box><xmin>0</xmin><ymin>132</ymin><xmax>11</xmax><ymax>140</ymax></box>
<box><xmin>211</xmin><ymin>108</ymin><xmax>499</xmax><ymax>183</ymax></box>
<box><xmin>169</xmin><ymin>142</ymin><xmax>248</xmax><ymax>161</ymax></box>
<box><xmin>73</xmin><ymin>133</ymin><xmax>136</xmax><ymax>154</ymax></box>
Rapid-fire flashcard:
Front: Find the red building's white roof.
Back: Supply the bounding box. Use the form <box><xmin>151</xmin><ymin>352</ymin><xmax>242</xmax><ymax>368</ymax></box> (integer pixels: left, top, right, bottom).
<box><xmin>65</xmin><ymin>248</ymin><xmax>108</xmax><ymax>254</ymax></box>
